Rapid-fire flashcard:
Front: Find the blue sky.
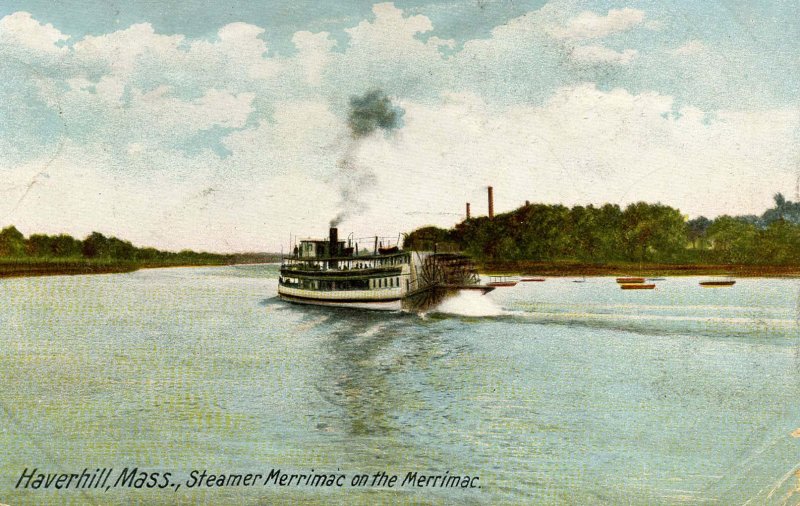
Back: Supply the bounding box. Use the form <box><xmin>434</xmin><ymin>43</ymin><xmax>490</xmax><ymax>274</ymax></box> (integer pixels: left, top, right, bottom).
<box><xmin>0</xmin><ymin>0</ymin><xmax>798</xmax><ymax>251</ymax></box>
<box><xmin>1</xmin><ymin>1</ymin><xmax>544</xmax><ymax>47</ymax></box>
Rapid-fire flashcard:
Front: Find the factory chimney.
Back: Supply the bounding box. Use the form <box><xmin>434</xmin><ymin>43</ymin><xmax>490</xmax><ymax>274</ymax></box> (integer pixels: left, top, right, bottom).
<box><xmin>488</xmin><ymin>186</ymin><xmax>494</xmax><ymax>219</ymax></box>
<box><xmin>466</xmin><ymin>202</ymin><xmax>471</xmax><ymax>220</ymax></box>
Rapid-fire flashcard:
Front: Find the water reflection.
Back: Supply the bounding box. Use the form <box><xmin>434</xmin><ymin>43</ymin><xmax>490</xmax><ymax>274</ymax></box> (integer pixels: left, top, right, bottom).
<box><xmin>282</xmin><ymin>304</ymin><xmax>461</xmax><ymax>441</ymax></box>
<box><xmin>310</xmin><ymin>308</ymin><xmax>421</xmax><ymax>437</ymax></box>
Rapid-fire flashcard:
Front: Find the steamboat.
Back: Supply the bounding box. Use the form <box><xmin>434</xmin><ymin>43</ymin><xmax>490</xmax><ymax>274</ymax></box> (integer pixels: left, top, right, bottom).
<box><xmin>278</xmin><ymin>227</ymin><xmax>494</xmax><ymax>311</ymax></box>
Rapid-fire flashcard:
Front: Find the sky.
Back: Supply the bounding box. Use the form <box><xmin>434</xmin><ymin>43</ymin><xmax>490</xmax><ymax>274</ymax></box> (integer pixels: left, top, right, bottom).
<box><xmin>1</xmin><ymin>0</ymin><xmax>799</xmax><ymax>252</ymax></box>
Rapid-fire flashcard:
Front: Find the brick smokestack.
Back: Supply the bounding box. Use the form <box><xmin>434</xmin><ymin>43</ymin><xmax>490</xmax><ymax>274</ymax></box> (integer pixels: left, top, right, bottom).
<box><xmin>488</xmin><ymin>186</ymin><xmax>494</xmax><ymax>219</ymax></box>
<box><xmin>466</xmin><ymin>202</ymin><xmax>471</xmax><ymax>219</ymax></box>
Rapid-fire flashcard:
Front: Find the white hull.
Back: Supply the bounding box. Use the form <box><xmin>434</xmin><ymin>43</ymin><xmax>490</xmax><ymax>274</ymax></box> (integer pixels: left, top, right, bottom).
<box><xmin>277</xmin><ymin>285</ymin><xmax>403</xmax><ymax>311</ymax></box>
<box><xmin>278</xmin><ymin>293</ymin><xmax>403</xmax><ymax>311</ymax></box>
<box><xmin>279</xmin><ymin>237</ymin><xmax>489</xmax><ymax>311</ymax></box>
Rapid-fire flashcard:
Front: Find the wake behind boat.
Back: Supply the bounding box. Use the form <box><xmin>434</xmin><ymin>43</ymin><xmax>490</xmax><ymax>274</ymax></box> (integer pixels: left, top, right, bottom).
<box><xmin>278</xmin><ymin>227</ymin><xmax>494</xmax><ymax>311</ymax></box>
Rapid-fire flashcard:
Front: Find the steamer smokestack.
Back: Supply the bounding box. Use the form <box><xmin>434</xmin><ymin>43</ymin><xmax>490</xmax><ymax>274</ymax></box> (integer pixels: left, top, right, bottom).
<box><xmin>488</xmin><ymin>186</ymin><xmax>494</xmax><ymax>219</ymax></box>
<box><xmin>466</xmin><ymin>202</ymin><xmax>471</xmax><ymax>219</ymax></box>
<box><xmin>329</xmin><ymin>227</ymin><xmax>338</xmax><ymax>257</ymax></box>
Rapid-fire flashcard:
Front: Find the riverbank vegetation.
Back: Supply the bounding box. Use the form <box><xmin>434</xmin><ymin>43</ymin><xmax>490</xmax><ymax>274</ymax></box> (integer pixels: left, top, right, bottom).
<box><xmin>0</xmin><ymin>228</ymin><xmax>276</xmax><ymax>278</ymax></box>
<box><xmin>405</xmin><ymin>194</ymin><xmax>800</xmax><ymax>275</ymax></box>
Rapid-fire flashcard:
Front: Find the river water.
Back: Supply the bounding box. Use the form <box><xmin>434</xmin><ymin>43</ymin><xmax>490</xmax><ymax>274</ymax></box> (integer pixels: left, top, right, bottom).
<box><xmin>1</xmin><ymin>265</ymin><xmax>799</xmax><ymax>505</ymax></box>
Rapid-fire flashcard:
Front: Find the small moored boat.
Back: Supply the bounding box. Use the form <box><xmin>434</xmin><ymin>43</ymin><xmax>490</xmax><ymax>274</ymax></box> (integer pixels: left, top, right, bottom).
<box><xmin>621</xmin><ymin>283</ymin><xmax>656</xmax><ymax>290</ymax></box>
<box><xmin>616</xmin><ymin>277</ymin><xmax>645</xmax><ymax>284</ymax></box>
<box><xmin>699</xmin><ymin>280</ymin><xmax>736</xmax><ymax>287</ymax></box>
<box><xmin>520</xmin><ymin>277</ymin><xmax>546</xmax><ymax>282</ymax></box>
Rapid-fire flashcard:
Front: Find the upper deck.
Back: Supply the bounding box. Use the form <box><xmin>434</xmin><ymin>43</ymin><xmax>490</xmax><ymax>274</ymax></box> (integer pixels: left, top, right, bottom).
<box><xmin>282</xmin><ymin>227</ymin><xmax>407</xmax><ymax>273</ymax></box>
<box><xmin>281</xmin><ymin>251</ymin><xmax>410</xmax><ymax>277</ymax></box>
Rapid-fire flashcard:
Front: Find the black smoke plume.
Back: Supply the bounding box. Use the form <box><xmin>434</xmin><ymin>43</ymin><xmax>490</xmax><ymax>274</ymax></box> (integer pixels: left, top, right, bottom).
<box><xmin>330</xmin><ymin>89</ymin><xmax>404</xmax><ymax>227</ymax></box>
<box><xmin>348</xmin><ymin>89</ymin><xmax>403</xmax><ymax>138</ymax></box>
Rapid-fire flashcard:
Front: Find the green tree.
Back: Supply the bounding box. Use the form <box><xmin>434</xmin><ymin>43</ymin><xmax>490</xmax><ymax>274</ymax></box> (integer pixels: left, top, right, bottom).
<box><xmin>516</xmin><ymin>204</ymin><xmax>570</xmax><ymax>261</ymax></box>
<box><xmin>621</xmin><ymin>203</ymin><xmax>687</xmax><ymax>262</ymax></box>
<box><xmin>687</xmin><ymin>216</ymin><xmax>711</xmax><ymax>249</ymax></box>
<box><xmin>706</xmin><ymin>216</ymin><xmax>759</xmax><ymax>263</ymax></box>
<box><xmin>82</xmin><ymin>232</ymin><xmax>110</xmax><ymax>258</ymax></box>
<box><xmin>26</xmin><ymin>234</ymin><xmax>82</xmax><ymax>257</ymax></box>
<box><xmin>569</xmin><ymin>205</ymin><xmax>611</xmax><ymax>262</ymax></box>
<box><xmin>762</xmin><ymin>193</ymin><xmax>800</xmax><ymax>225</ymax></box>
<box><xmin>0</xmin><ymin>226</ymin><xmax>26</xmax><ymax>257</ymax></box>
<box><xmin>759</xmin><ymin>220</ymin><xmax>800</xmax><ymax>265</ymax></box>
<box><xmin>51</xmin><ymin>234</ymin><xmax>82</xmax><ymax>257</ymax></box>
<box><xmin>26</xmin><ymin>234</ymin><xmax>52</xmax><ymax>257</ymax></box>
<box><xmin>404</xmin><ymin>226</ymin><xmax>452</xmax><ymax>251</ymax></box>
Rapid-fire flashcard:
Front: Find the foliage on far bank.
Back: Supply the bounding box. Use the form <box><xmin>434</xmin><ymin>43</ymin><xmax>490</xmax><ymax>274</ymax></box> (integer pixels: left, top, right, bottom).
<box><xmin>0</xmin><ymin>227</ymin><xmax>275</xmax><ymax>266</ymax></box>
<box><xmin>405</xmin><ymin>194</ymin><xmax>800</xmax><ymax>266</ymax></box>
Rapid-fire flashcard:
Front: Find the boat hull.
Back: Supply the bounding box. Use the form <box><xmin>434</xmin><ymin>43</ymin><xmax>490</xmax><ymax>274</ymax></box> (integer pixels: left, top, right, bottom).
<box><xmin>621</xmin><ymin>283</ymin><xmax>655</xmax><ymax>290</ymax></box>
<box><xmin>278</xmin><ymin>283</ymin><xmax>494</xmax><ymax>312</ymax></box>
<box><xmin>616</xmin><ymin>277</ymin><xmax>645</xmax><ymax>284</ymax></box>
<box><xmin>700</xmin><ymin>281</ymin><xmax>736</xmax><ymax>287</ymax></box>
<box><xmin>278</xmin><ymin>285</ymin><xmax>403</xmax><ymax>311</ymax></box>
<box><xmin>278</xmin><ymin>293</ymin><xmax>402</xmax><ymax>311</ymax></box>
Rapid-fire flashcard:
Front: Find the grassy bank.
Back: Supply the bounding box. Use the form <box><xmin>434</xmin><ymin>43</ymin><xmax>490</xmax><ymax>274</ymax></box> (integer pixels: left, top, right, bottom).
<box><xmin>478</xmin><ymin>261</ymin><xmax>800</xmax><ymax>277</ymax></box>
<box><xmin>0</xmin><ymin>256</ymin><xmax>278</xmax><ymax>279</ymax></box>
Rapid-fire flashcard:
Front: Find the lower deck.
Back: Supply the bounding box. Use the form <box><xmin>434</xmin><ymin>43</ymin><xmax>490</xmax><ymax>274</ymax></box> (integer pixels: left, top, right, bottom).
<box><xmin>277</xmin><ymin>292</ymin><xmax>403</xmax><ymax>311</ymax></box>
<box><xmin>277</xmin><ymin>285</ymin><xmax>403</xmax><ymax>311</ymax></box>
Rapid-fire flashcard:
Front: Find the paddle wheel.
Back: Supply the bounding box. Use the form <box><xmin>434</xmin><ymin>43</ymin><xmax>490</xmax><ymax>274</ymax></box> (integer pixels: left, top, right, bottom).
<box><xmin>402</xmin><ymin>253</ymin><xmax>488</xmax><ymax>311</ymax></box>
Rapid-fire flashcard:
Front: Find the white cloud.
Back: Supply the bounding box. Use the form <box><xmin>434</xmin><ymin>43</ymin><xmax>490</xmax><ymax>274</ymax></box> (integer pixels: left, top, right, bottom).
<box><xmin>223</xmin><ymin>99</ymin><xmax>342</xmax><ymax>179</ymax></box>
<box><xmin>1</xmin><ymin>6</ymin><xmax>798</xmax><ymax>252</ymax></box>
<box><xmin>346</xmin><ymin>2</ymin><xmax>434</xmax><ymax>46</ymax></box>
<box><xmin>0</xmin><ymin>136</ymin><xmax>337</xmax><ymax>252</ymax></box>
<box><xmin>44</xmin><ymin>82</ymin><xmax>255</xmax><ymax>148</ymax></box>
<box><xmin>0</xmin><ymin>11</ymin><xmax>69</xmax><ymax>55</ymax></box>
<box><xmin>191</xmin><ymin>22</ymin><xmax>279</xmax><ymax>81</ymax></box>
<box><xmin>549</xmin><ymin>8</ymin><xmax>646</xmax><ymax>40</ymax></box>
<box><xmin>644</xmin><ymin>20</ymin><xmax>664</xmax><ymax>31</ymax></box>
<box><xmin>291</xmin><ymin>31</ymin><xmax>337</xmax><ymax>86</ymax></box>
<box><xmin>343</xmin><ymin>1</ymin><xmax>447</xmax><ymax>62</ymax></box>
<box><xmin>670</xmin><ymin>40</ymin><xmax>707</xmax><ymax>56</ymax></box>
<box><xmin>569</xmin><ymin>45</ymin><xmax>638</xmax><ymax>64</ymax></box>
<box><xmin>347</xmin><ymin>85</ymin><xmax>800</xmax><ymax>236</ymax></box>
<box><xmin>332</xmin><ymin>2</ymin><xmax>455</xmax><ymax>93</ymax></box>
<box><xmin>119</xmin><ymin>86</ymin><xmax>256</xmax><ymax>132</ymax></box>
<box><xmin>73</xmin><ymin>23</ymin><xmax>184</xmax><ymax>76</ymax></box>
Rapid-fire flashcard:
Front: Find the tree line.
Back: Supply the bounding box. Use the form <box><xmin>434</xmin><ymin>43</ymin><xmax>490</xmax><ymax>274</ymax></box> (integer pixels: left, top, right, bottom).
<box><xmin>405</xmin><ymin>193</ymin><xmax>800</xmax><ymax>265</ymax></box>
<box><xmin>0</xmin><ymin>227</ymin><xmax>273</xmax><ymax>265</ymax></box>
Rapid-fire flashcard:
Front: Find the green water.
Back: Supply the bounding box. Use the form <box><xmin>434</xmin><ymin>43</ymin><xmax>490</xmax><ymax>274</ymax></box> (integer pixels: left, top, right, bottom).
<box><xmin>1</xmin><ymin>266</ymin><xmax>799</xmax><ymax>504</ymax></box>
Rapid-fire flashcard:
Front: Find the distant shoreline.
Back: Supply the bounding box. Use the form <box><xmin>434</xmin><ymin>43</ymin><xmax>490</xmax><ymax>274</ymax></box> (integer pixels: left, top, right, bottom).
<box><xmin>479</xmin><ymin>261</ymin><xmax>800</xmax><ymax>278</ymax></box>
<box><xmin>2</xmin><ymin>258</ymin><xmax>797</xmax><ymax>280</ymax></box>
<box><xmin>0</xmin><ymin>258</ymin><xmax>275</xmax><ymax>279</ymax></box>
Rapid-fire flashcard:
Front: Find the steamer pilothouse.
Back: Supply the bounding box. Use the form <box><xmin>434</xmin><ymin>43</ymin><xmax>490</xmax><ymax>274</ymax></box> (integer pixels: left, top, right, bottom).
<box><xmin>278</xmin><ymin>227</ymin><xmax>494</xmax><ymax>311</ymax></box>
